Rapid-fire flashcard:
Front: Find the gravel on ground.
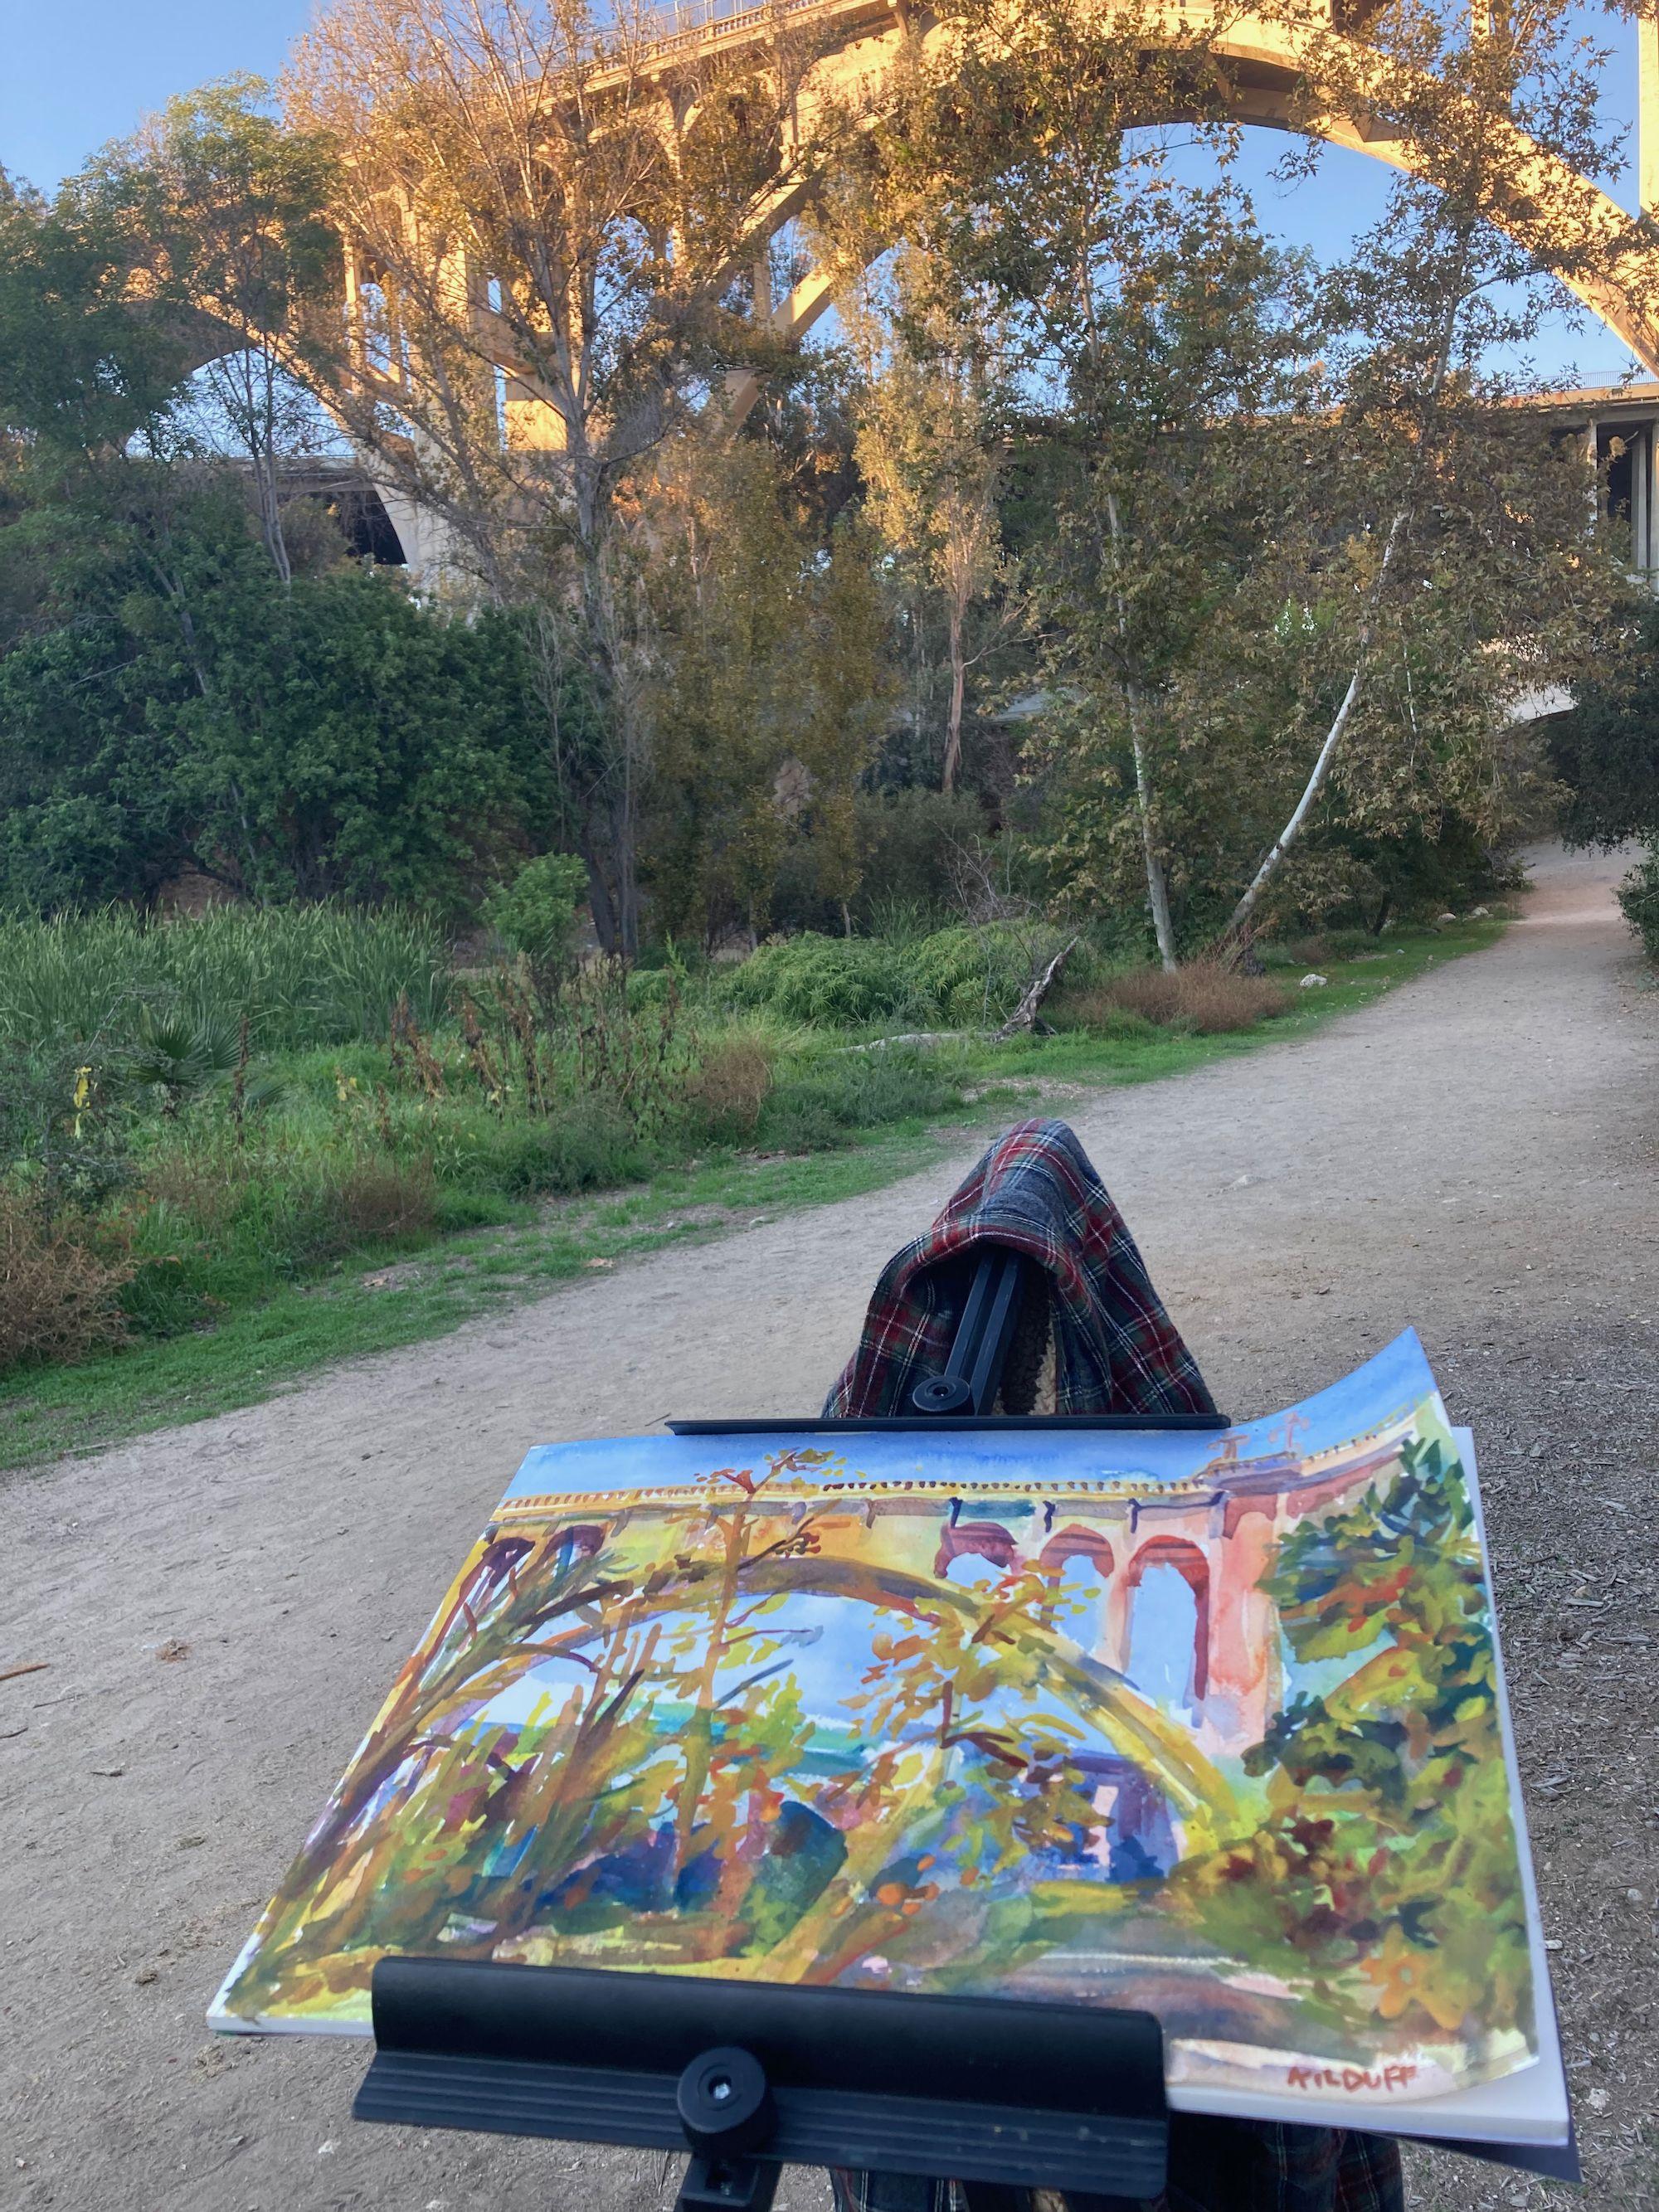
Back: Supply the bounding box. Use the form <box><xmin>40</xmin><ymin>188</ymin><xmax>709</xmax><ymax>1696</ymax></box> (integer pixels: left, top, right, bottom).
<box><xmin>2</xmin><ymin>843</ymin><xmax>1655</xmax><ymax>2212</ymax></box>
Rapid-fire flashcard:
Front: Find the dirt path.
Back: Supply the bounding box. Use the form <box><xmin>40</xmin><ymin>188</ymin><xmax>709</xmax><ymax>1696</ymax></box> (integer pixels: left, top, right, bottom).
<box><xmin>4</xmin><ymin>844</ymin><xmax>1655</xmax><ymax>2212</ymax></box>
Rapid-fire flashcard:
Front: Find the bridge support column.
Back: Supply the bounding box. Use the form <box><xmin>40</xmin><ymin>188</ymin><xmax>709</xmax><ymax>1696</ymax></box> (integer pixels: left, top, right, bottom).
<box><xmin>1636</xmin><ymin>428</ymin><xmax>1654</xmax><ymax>581</ymax></box>
<box><xmin>1101</xmin><ymin>1573</ymin><xmax>1134</xmax><ymax>1677</ymax></box>
<box><xmin>1202</xmin><ymin>1514</ymin><xmax>1279</xmax><ymax>1753</ymax></box>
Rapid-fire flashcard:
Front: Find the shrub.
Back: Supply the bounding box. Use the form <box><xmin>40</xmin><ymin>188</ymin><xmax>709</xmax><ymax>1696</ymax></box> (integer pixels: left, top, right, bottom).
<box><xmin>322</xmin><ymin>1156</ymin><xmax>440</xmax><ymax>1250</ymax></box>
<box><xmin>1097</xmin><ymin>964</ymin><xmax>1289</xmax><ymax>1035</ymax></box>
<box><xmin>626</xmin><ymin>967</ymin><xmax>676</xmax><ymax>1010</ymax></box>
<box><xmin>482</xmin><ymin>854</ymin><xmax>590</xmax><ymax>970</ymax></box>
<box><xmin>433</xmin><ymin>1100</ymin><xmax>652</xmax><ymax>1198</ymax></box>
<box><xmin>854</xmin><ymin>789</ymin><xmax>990</xmax><ymax>921</ymax></box>
<box><xmin>1618</xmin><ymin>845</ymin><xmax>1659</xmax><ymax>960</ymax></box>
<box><xmin>0</xmin><ymin>1198</ymin><xmax>131</xmax><ymax>1372</ymax></box>
<box><xmin>908</xmin><ymin>924</ymin><xmax>1049</xmax><ymax>1028</ymax></box>
<box><xmin>727</xmin><ymin>934</ymin><xmax>912</xmax><ymax>1026</ymax></box>
<box><xmin>684</xmin><ymin>1035</ymin><xmax>772</xmax><ymax>1138</ymax></box>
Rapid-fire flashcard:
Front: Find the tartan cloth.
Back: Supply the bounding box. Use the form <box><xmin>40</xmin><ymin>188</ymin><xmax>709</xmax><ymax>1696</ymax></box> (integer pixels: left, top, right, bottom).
<box><xmin>824</xmin><ymin>1118</ymin><xmax>1216</xmax><ymax>1419</ymax></box>
<box><xmin>825</xmin><ymin>1120</ymin><xmax>1404</xmax><ymax>2212</ymax></box>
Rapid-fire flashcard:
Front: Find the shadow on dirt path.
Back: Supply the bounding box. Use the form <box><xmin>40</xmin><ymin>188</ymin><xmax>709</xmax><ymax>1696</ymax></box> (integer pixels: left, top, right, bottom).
<box><xmin>2</xmin><ymin>843</ymin><xmax>1655</xmax><ymax>2212</ymax></box>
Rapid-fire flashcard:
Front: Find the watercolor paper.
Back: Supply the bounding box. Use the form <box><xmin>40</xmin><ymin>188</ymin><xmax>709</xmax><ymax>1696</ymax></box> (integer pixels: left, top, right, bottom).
<box><xmin>212</xmin><ymin>1331</ymin><xmax>1559</xmax><ymax>2139</ymax></box>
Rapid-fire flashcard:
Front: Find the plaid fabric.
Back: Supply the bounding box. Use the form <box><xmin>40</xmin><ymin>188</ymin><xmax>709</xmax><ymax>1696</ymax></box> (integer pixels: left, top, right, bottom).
<box><xmin>824</xmin><ymin>1119</ymin><xmax>1216</xmax><ymax>1419</ymax></box>
<box><xmin>825</xmin><ymin>1121</ymin><xmax>1404</xmax><ymax>2212</ymax></box>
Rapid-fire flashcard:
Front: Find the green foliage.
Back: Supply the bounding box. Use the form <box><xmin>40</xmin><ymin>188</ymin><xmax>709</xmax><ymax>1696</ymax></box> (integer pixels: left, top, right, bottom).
<box><xmin>642</xmin><ymin>438</ymin><xmax>892</xmax><ymax>944</ymax></box>
<box><xmin>728</xmin><ymin>933</ymin><xmax>913</xmax><ymax>1026</ymax></box>
<box><xmin>0</xmin><ymin>906</ymin><xmax>449</xmax><ymax>1053</ymax></box>
<box><xmin>481</xmin><ymin>853</ymin><xmax>590</xmax><ymax>970</ymax></box>
<box><xmin>0</xmin><ymin>464</ymin><xmax>543</xmax><ymax>910</ymax></box>
<box><xmin>0</xmin><ymin>173</ymin><xmax>190</xmax><ymax>451</ymax></box>
<box><xmin>854</xmin><ymin>788</ymin><xmax>990</xmax><ymax>922</ymax></box>
<box><xmin>1617</xmin><ymin>844</ymin><xmax>1659</xmax><ymax>960</ymax></box>
<box><xmin>1548</xmin><ymin>600</ymin><xmax>1659</xmax><ymax>851</ymax></box>
<box><xmin>122</xmin><ymin>1007</ymin><xmax>243</xmax><ymax>1116</ymax></box>
<box><xmin>905</xmin><ymin>923</ymin><xmax>1044</xmax><ymax>1025</ymax></box>
<box><xmin>755</xmin><ymin>1043</ymin><xmax>962</xmax><ymax>1153</ymax></box>
<box><xmin>727</xmin><ymin>921</ymin><xmax>1054</xmax><ymax>1032</ymax></box>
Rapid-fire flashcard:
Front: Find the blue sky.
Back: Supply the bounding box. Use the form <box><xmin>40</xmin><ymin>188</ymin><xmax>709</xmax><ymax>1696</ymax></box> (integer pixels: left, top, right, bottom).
<box><xmin>3</xmin><ymin>1</ymin><xmax>1643</xmax><ymax>384</ymax></box>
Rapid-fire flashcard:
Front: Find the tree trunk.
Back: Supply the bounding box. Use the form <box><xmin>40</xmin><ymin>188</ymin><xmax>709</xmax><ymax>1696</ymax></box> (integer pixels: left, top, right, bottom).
<box><xmin>1128</xmin><ymin>694</ymin><xmax>1178</xmax><ymax>973</ymax></box>
<box><xmin>1105</xmin><ymin>492</ymin><xmax>1177</xmax><ymax>972</ymax></box>
<box><xmin>1222</xmin><ymin>505</ymin><xmax>1408</xmax><ymax>945</ymax></box>
<box><xmin>943</xmin><ymin>596</ymin><xmax>966</xmax><ymax>795</ymax></box>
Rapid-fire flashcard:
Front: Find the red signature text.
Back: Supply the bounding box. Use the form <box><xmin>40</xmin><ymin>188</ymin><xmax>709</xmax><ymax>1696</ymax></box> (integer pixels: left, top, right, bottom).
<box><xmin>1285</xmin><ymin>2064</ymin><xmax>1418</xmax><ymax>2094</ymax></box>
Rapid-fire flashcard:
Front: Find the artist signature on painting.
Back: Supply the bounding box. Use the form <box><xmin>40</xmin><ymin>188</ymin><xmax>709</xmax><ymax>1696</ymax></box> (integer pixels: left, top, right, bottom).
<box><xmin>1286</xmin><ymin>2064</ymin><xmax>1419</xmax><ymax>2094</ymax></box>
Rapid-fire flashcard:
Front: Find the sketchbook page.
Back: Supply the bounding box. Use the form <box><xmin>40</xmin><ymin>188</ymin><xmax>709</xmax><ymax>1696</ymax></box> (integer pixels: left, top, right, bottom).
<box><xmin>209</xmin><ymin>1332</ymin><xmax>1550</xmax><ymax>2139</ymax></box>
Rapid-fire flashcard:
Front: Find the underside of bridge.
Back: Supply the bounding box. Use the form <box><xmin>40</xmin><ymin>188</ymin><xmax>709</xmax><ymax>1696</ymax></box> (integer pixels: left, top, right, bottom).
<box><xmin>308</xmin><ymin>0</ymin><xmax>1659</xmax><ymax>576</ymax></box>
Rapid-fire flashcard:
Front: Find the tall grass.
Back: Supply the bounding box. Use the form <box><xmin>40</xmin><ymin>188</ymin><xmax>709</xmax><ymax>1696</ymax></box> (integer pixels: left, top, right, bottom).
<box><xmin>0</xmin><ymin>907</ymin><xmax>450</xmax><ymax>1052</ymax></box>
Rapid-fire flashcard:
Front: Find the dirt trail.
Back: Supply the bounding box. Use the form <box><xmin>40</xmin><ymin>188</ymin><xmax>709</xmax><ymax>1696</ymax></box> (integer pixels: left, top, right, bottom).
<box><xmin>3</xmin><ymin>843</ymin><xmax>1655</xmax><ymax>2212</ymax></box>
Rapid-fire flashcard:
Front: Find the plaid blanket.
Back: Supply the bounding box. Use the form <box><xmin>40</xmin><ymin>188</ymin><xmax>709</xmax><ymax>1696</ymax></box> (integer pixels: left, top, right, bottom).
<box><xmin>825</xmin><ymin>1120</ymin><xmax>1404</xmax><ymax>2212</ymax></box>
<box><xmin>825</xmin><ymin>1118</ymin><xmax>1216</xmax><ymax>1418</ymax></box>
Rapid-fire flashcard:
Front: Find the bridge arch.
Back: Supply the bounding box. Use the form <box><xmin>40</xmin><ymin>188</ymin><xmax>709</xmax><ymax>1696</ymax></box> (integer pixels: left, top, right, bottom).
<box><xmin>689</xmin><ymin>2</ymin><xmax>1659</xmax><ymax>421</ymax></box>
<box><xmin>933</xmin><ymin>1516</ymin><xmax>1022</xmax><ymax>1578</ymax></box>
<box><xmin>1121</xmin><ymin>1535</ymin><xmax>1213</xmax><ymax>1702</ymax></box>
<box><xmin>1039</xmin><ymin>1525</ymin><xmax>1117</xmax><ymax>1578</ymax></box>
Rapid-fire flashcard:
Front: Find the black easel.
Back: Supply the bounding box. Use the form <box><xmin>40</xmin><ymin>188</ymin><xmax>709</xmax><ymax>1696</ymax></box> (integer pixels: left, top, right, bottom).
<box><xmin>355</xmin><ymin>1244</ymin><xmax>1222</xmax><ymax>2210</ymax></box>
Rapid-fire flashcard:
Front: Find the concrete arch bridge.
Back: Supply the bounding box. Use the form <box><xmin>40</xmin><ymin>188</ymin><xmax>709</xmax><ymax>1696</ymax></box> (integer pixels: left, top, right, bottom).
<box><xmin>345</xmin><ymin>0</ymin><xmax>1659</xmax><ymax>481</ymax></box>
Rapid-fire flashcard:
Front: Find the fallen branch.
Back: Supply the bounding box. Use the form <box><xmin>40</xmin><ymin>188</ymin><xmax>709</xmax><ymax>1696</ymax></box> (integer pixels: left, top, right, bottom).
<box><xmin>835</xmin><ymin>1031</ymin><xmax>968</xmax><ymax>1055</ymax></box>
<box><xmin>995</xmin><ymin>934</ymin><xmax>1081</xmax><ymax>1040</ymax></box>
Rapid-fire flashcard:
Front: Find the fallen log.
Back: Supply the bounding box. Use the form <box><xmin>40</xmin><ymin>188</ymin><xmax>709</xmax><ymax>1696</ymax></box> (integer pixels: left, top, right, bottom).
<box><xmin>995</xmin><ymin>933</ymin><xmax>1081</xmax><ymax>1040</ymax></box>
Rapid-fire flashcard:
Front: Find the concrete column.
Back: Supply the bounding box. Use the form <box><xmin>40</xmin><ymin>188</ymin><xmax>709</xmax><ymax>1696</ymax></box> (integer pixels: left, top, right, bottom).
<box><xmin>1635</xmin><ymin>427</ymin><xmax>1652</xmax><ymax>576</ymax></box>
<box><xmin>1642</xmin><ymin>14</ymin><xmax>1659</xmax><ymax>219</ymax></box>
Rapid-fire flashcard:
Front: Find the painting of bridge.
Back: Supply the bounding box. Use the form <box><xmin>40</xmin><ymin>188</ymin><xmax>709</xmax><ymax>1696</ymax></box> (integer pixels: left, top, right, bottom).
<box><xmin>212</xmin><ymin>1330</ymin><xmax>1538</xmax><ymax>2112</ymax></box>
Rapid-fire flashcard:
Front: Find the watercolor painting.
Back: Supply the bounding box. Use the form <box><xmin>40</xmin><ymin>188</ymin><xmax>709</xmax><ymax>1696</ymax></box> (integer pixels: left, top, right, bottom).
<box><xmin>212</xmin><ymin>1330</ymin><xmax>1537</xmax><ymax>2109</ymax></box>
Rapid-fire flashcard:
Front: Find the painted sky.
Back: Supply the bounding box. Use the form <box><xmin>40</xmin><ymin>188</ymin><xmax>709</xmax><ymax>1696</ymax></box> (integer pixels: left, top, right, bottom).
<box><xmin>2</xmin><ymin>2</ymin><xmax>1644</xmax><ymax>384</ymax></box>
<box><xmin>504</xmin><ymin>1326</ymin><xmax>1446</xmax><ymax>1503</ymax></box>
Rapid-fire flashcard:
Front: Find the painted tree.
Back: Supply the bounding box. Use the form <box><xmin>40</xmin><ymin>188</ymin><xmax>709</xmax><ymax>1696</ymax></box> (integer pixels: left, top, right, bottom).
<box><xmin>1173</xmin><ymin>1437</ymin><xmax>1533</xmax><ymax>2042</ymax></box>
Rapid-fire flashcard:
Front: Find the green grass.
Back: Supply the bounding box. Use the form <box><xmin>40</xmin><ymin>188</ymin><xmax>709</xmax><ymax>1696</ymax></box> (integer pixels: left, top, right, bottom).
<box><xmin>0</xmin><ymin>914</ymin><xmax>1504</xmax><ymax>1472</ymax></box>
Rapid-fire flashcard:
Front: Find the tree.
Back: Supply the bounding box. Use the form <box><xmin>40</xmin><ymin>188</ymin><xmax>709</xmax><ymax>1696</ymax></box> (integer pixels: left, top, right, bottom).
<box><xmin>88</xmin><ymin>77</ymin><xmax>342</xmax><ymax>584</ymax></box>
<box><xmin>1549</xmin><ymin>596</ymin><xmax>1659</xmax><ymax>851</ymax></box>
<box><xmin>853</xmin><ymin>0</ymin><xmax>1627</xmax><ymax>955</ymax></box>
<box><xmin>0</xmin><ymin>170</ymin><xmax>189</xmax><ymax>455</ymax></box>
<box><xmin>1218</xmin><ymin>0</ymin><xmax>1636</xmax><ymax>943</ymax></box>
<box><xmin>840</xmin><ymin>242</ymin><xmax>1012</xmax><ymax>795</ymax></box>
<box><xmin>854</xmin><ymin>0</ymin><xmax>1319</xmax><ymax>960</ymax></box>
<box><xmin>641</xmin><ymin>431</ymin><xmax>890</xmax><ymax>944</ymax></box>
<box><xmin>1016</xmin><ymin>178</ymin><xmax>1321</xmax><ymax>965</ymax></box>
<box><xmin>0</xmin><ymin>457</ymin><xmax>544</xmax><ymax>910</ymax></box>
<box><xmin>285</xmin><ymin>0</ymin><xmax>822</xmax><ymax>951</ymax></box>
